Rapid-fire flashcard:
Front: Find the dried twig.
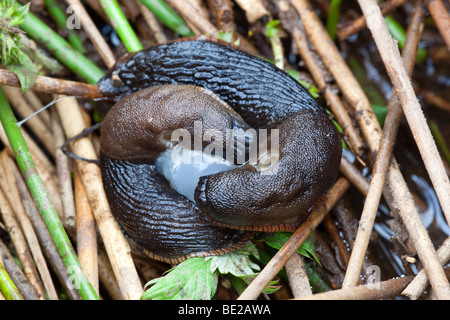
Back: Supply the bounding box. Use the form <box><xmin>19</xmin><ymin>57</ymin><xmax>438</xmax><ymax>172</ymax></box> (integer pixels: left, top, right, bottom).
<box><xmin>336</xmin><ymin>0</ymin><xmax>408</xmax><ymax>40</ymax></box>
<box><xmin>52</xmin><ymin>110</ymin><xmax>76</xmax><ymax>230</ymax></box>
<box><xmin>74</xmin><ymin>165</ymin><xmax>99</xmax><ymax>296</ymax></box>
<box><xmin>2</xmin><ymin>86</ymin><xmax>55</xmax><ymax>156</ymax></box>
<box><xmin>167</xmin><ymin>0</ymin><xmax>259</xmax><ymax>55</ymax></box>
<box><xmin>10</xmin><ymin>160</ymin><xmax>81</xmax><ymax>300</ymax></box>
<box><xmin>66</xmin><ymin>0</ymin><xmax>116</xmax><ymax>68</ymax></box>
<box><xmin>234</xmin><ymin>0</ymin><xmax>267</xmax><ymax>23</ymax></box>
<box><xmin>285</xmin><ymin>253</ymin><xmax>313</xmax><ymax>298</ymax></box>
<box><xmin>342</xmin><ymin>0</ymin><xmax>425</xmax><ymax>288</ymax></box>
<box><xmin>0</xmin><ymin>69</ymin><xmax>102</xmax><ymax>99</ymax></box>
<box><xmin>358</xmin><ymin>0</ymin><xmax>450</xmax><ymax>298</ymax></box>
<box><xmin>0</xmin><ymin>184</ymin><xmax>46</xmax><ymax>299</ymax></box>
<box><xmin>0</xmin><ymin>239</ymin><xmax>36</xmax><ymax>300</ymax></box>
<box><xmin>206</xmin><ymin>0</ymin><xmax>234</xmax><ymax>31</ymax></box>
<box><xmin>298</xmin><ymin>276</ymin><xmax>413</xmax><ymax>300</ymax></box>
<box><xmin>0</xmin><ymin>152</ymin><xmax>57</xmax><ymax>300</ymax></box>
<box><xmin>358</xmin><ymin>0</ymin><xmax>450</xmax><ymax>228</ymax></box>
<box><xmin>54</xmin><ymin>96</ymin><xmax>143</xmax><ymax>300</ymax></box>
<box><xmin>137</xmin><ymin>1</ymin><xmax>168</xmax><ymax>44</ymax></box>
<box><xmin>424</xmin><ymin>0</ymin><xmax>450</xmax><ymax>49</ymax></box>
<box><xmin>292</xmin><ymin>0</ymin><xmax>450</xmax><ymax>300</ymax></box>
<box><xmin>402</xmin><ymin>236</ymin><xmax>450</xmax><ymax>299</ymax></box>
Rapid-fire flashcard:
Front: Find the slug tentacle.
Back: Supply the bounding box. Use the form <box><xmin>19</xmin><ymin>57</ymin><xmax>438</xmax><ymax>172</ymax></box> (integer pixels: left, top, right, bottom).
<box><xmin>98</xmin><ymin>37</ymin><xmax>342</xmax><ymax>263</ymax></box>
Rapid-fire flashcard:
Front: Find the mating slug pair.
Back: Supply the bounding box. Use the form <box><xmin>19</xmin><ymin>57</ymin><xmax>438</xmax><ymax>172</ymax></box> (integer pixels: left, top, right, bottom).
<box><xmin>97</xmin><ymin>37</ymin><xmax>342</xmax><ymax>264</ymax></box>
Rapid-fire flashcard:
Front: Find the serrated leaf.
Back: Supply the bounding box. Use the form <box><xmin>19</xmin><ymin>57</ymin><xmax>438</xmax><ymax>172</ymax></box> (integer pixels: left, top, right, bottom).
<box><xmin>230</xmin><ymin>273</ymin><xmax>281</xmax><ymax>295</ymax></box>
<box><xmin>5</xmin><ymin>49</ymin><xmax>36</xmax><ymax>93</ymax></box>
<box><xmin>264</xmin><ymin>232</ymin><xmax>320</xmax><ymax>265</ymax></box>
<box><xmin>207</xmin><ymin>250</ymin><xmax>260</xmax><ymax>277</ymax></box>
<box><xmin>141</xmin><ymin>257</ymin><xmax>218</xmax><ymax>300</ymax></box>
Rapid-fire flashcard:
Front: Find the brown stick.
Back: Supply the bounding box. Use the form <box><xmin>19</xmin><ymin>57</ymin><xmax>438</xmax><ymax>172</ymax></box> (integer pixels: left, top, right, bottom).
<box><xmin>337</xmin><ymin>0</ymin><xmax>408</xmax><ymax>40</ymax></box>
<box><xmin>137</xmin><ymin>1</ymin><xmax>168</xmax><ymax>44</ymax></box>
<box><xmin>234</xmin><ymin>0</ymin><xmax>267</xmax><ymax>23</ymax></box>
<box><xmin>167</xmin><ymin>0</ymin><xmax>259</xmax><ymax>55</ymax></box>
<box><xmin>24</xmin><ymin>91</ymin><xmax>51</xmax><ymax>127</ymax></box>
<box><xmin>357</xmin><ymin>0</ymin><xmax>450</xmax><ymax>299</ymax></box>
<box><xmin>55</xmin><ymin>96</ymin><xmax>143</xmax><ymax>300</ymax></box>
<box><xmin>339</xmin><ymin>157</ymin><xmax>370</xmax><ymax>196</ymax></box>
<box><xmin>342</xmin><ymin>0</ymin><xmax>425</xmax><ymax>288</ymax></box>
<box><xmin>285</xmin><ymin>253</ymin><xmax>313</xmax><ymax>298</ymax></box>
<box><xmin>206</xmin><ymin>0</ymin><xmax>234</xmax><ymax>31</ymax></box>
<box><xmin>66</xmin><ymin>0</ymin><xmax>116</xmax><ymax>68</ymax></box>
<box><xmin>359</xmin><ymin>0</ymin><xmax>450</xmax><ymax>225</ymax></box>
<box><xmin>10</xmin><ymin>160</ymin><xmax>81</xmax><ymax>300</ymax></box>
<box><xmin>0</xmin><ymin>152</ymin><xmax>58</xmax><ymax>300</ymax></box>
<box><xmin>293</xmin><ymin>0</ymin><xmax>450</xmax><ymax>300</ymax></box>
<box><xmin>238</xmin><ymin>178</ymin><xmax>351</xmax><ymax>300</ymax></box>
<box><xmin>74</xmin><ymin>165</ymin><xmax>99</xmax><ymax>295</ymax></box>
<box><xmin>0</xmin><ymin>186</ymin><xmax>46</xmax><ymax>299</ymax></box>
<box><xmin>402</xmin><ymin>236</ymin><xmax>450</xmax><ymax>299</ymax></box>
<box><xmin>424</xmin><ymin>0</ymin><xmax>450</xmax><ymax>49</ymax></box>
<box><xmin>52</xmin><ymin>109</ymin><xmax>76</xmax><ymax>230</ymax></box>
<box><xmin>2</xmin><ymin>86</ymin><xmax>56</xmax><ymax>156</ymax></box>
<box><xmin>299</xmin><ymin>276</ymin><xmax>413</xmax><ymax>300</ymax></box>
<box><xmin>0</xmin><ymin>69</ymin><xmax>102</xmax><ymax>99</ymax></box>
<box><xmin>0</xmin><ymin>238</ymin><xmax>40</xmax><ymax>300</ymax></box>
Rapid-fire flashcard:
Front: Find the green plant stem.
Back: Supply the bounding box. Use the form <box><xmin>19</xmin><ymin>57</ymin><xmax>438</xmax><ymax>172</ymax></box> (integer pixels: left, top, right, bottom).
<box><xmin>44</xmin><ymin>0</ymin><xmax>86</xmax><ymax>53</ymax></box>
<box><xmin>139</xmin><ymin>0</ymin><xmax>194</xmax><ymax>37</ymax></box>
<box><xmin>326</xmin><ymin>0</ymin><xmax>342</xmax><ymax>41</ymax></box>
<box><xmin>18</xmin><ymin>4</ymin><xmax>104</xmax><ymax>84</ymax></box>
<box><xmin>98</xmin><ymin>0</ymin><xmax>143</xmax><ymax>52</ymax></box>
<box><xmin>0</xmin><ymin>260</ymin><xmax>23</xmax><ymax>300</ymax></box>
<box><xmin>0</xmin><ymin>87</ymin><xmax>99</xmax><ymax>300</ymax></box>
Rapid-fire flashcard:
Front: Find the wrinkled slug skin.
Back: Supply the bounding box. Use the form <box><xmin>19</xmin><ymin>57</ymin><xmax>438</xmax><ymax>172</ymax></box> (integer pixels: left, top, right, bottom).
<box><xmin>100</xmin><ymin>153</ymin><xmax>253</xmax><ymax>264</ymax></box>
<box><xmin>195</xmin><ymin>110</ymin><xmax>342</xmax><ymax>228</ymax></box>
<box><xmin>98</xmin><ymin>37</ymin><xmax>342</xmax><ymax>261</ymax></box>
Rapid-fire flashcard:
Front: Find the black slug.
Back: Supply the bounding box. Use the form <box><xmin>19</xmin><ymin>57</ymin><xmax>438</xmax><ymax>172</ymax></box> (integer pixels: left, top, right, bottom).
<box><xmin>98</xmin><ymin>37</ymin><xmax>342</xmax><ymax>263</ymax></box>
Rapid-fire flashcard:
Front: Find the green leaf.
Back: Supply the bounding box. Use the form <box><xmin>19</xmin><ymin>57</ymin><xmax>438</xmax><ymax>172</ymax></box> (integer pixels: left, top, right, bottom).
<box><xmin>265</xmin><ymin>20</ymin><xmax>281</xmax><ymax>38</ymax></box>
<box><xmin>5</xmin><ymin>48</ymin><xmax>37</xmax><ymax>93</ymax></box>
<box><xmin>141</xmin><ymin>257</ymin><xmax>219</xmax><ymax>300</ymax></box>
<box><xmin>207</xmin><ymin>243</ymin><xmax>260</xmax><ymax>277</ymax></box>
<box><xmin>264</xmin><ymin>232</ymin><xmax>320</xmax><ymax>265</ymax></box>
<box><xmin>0</xmin><ymin>1</ymin><xmax>36</xmax><ymax>92</ymax></box>
<box><xmin>1</xmin><ymin>1</ymin><xmax>29</xmax><ymax>27</ymax></box>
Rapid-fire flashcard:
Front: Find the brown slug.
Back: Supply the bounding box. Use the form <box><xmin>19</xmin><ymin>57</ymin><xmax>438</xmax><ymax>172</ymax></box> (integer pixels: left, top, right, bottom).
<box><xmin>98</xmin><ymin>37</ymin><xmax>342</xmax><ymax>264</ymax></box>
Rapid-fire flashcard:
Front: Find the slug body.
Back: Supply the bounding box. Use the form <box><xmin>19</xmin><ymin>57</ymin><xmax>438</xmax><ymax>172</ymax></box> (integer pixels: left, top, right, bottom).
<box><xmin>98</xmin><ymin>37</ymin><xmax>342</xmax><ymax>263</ymax></box>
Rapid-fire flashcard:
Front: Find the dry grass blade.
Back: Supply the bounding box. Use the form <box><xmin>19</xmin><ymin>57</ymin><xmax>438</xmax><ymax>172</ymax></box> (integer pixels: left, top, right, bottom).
<box><xmin>298</xmin><ymin>276</ymin><xmax>413</xmax><ymax>300</ymax></box>
<box><xmin>292</xmin><ymin>0</ymin><xmax>450</xmax><ymax>300</ymax></box>
<box><xmin>54</xmin><ymin>96</ymin><xmax>143</xmax><ymax>300</ymax></box>
<box><xmin>424</xmin><ymin>0</ymin><xmax>450</xmax><ymax>49</ymax></box>
<box><xmin>357</xmin><ymin>0</ymin><xmax>450</xmax><ymax>298</ymax></box>
<box><xmin>74</xmin><ymin>165</ymin><xmax>99</xmax><ymax>295</ymax></box>
<box><xmin>342</xmin><ymin>0</ymin><xmax>425</xmax><ymax>288</ymax></box>
<box><xmin>0</xmin><ymin>152</ymin><xmax>57</xmax><ymax>300</ymax></box>
<box><xmin>0</xmin><ymin>69</ymin><xmax>102</xmax><ymax>99</ymax></box>
<box><xmin>66</xmin><ymin>0</ymin><xmax>116</xmax><ymax>68</ymax></box>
